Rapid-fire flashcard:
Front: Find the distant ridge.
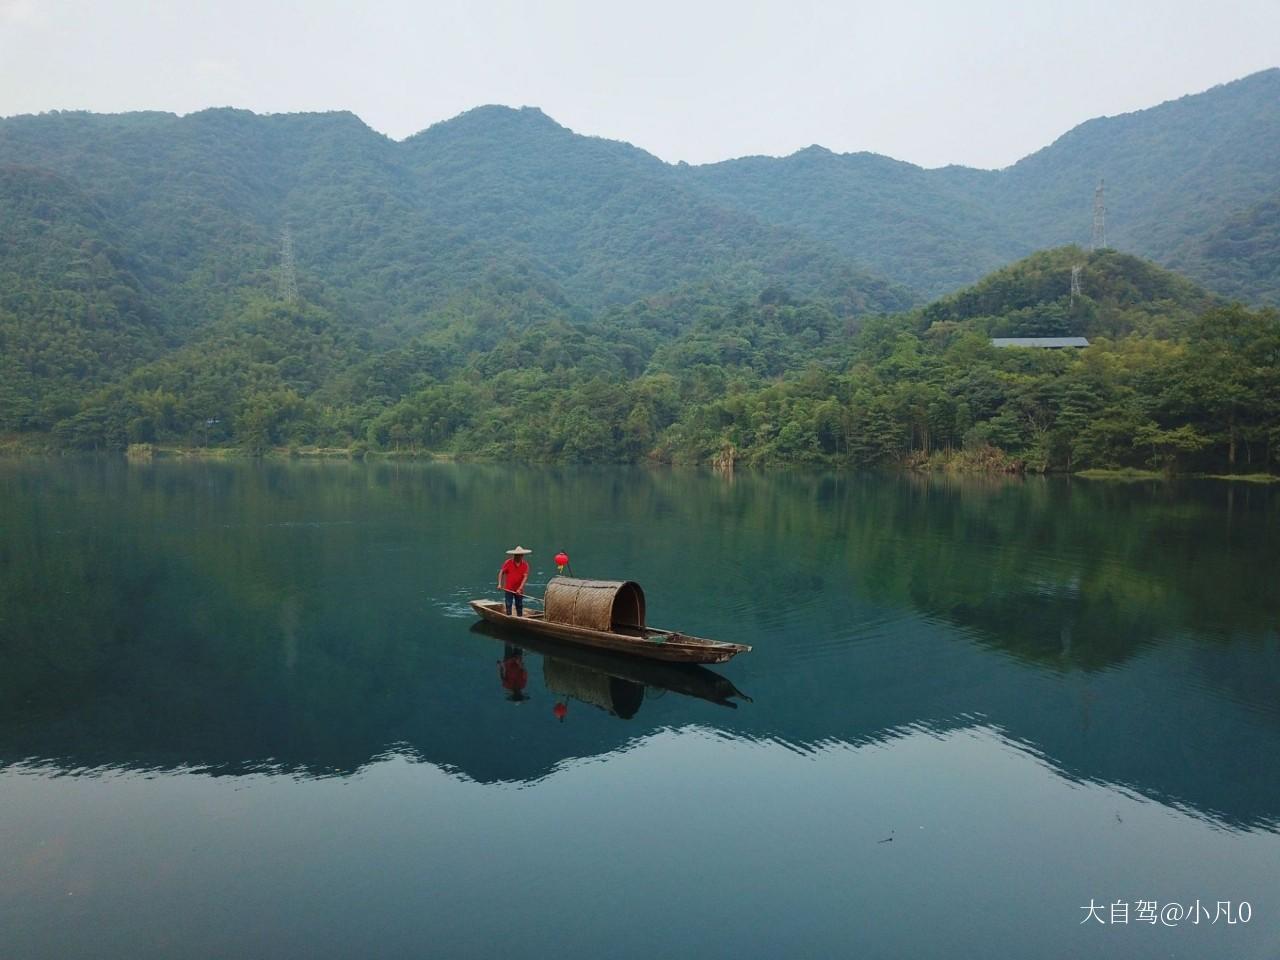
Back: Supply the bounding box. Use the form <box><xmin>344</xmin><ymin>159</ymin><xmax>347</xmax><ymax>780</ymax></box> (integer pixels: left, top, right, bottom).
<box><xmin>683</xmin><ymin>68</ymin><xmax>1280</xmax><ymax>301</ymax></box>
<box><xmin>3</xmin><ymin>68</ymin><xmax>1276</xmax><ymax>305</ymax></box>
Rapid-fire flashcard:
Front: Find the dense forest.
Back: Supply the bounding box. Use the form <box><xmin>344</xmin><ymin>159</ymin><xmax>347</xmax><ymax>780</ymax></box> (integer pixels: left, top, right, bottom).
<box><xmin>1</xmin><ymin>70</ymin><xmax>1278</xmax><ymax>473</ymax></box>
<box><xmin>7</xmin><ymin>243</ymin><xmax>1278</xmax><ymax>474</ymax></box>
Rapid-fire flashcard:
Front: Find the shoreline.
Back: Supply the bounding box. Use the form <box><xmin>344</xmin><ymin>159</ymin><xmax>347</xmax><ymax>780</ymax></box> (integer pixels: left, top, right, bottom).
<box><xmin>1075</xmin><ymin>467</ymin><xmax>1279</xmax><ymax>483</ymax></box>
<box><xmin>124</xmin><ymin>443</ymin><xmax>458</xmax><ymax>463</ymax></box>
<box><xmin>2</xmin><ymin>438</ymin><xmax>1276</xmax><ymax>482</ymax></box>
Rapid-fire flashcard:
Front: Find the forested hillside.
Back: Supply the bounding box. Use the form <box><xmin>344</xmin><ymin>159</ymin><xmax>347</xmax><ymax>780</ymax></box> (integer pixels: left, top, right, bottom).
<box><xmin>0</xmin><ymin>102</ymin><xmax>913</xmax><ymax>427</ymax></box>
<box><xmin>0</xmin><ymin>164</ymin><xmax>164</xmax><ymax>429</ymax></box>
<box><xmin>685</xmin><ymin>68</ymin><xmax>1280</xmax><ymax>302</ymax></box>
<box><xmin>1166</xmin><ymin>195</ymin><xmax>1280</xmax><ymax>305</ymax></box>
<box><xmin>0</xmin><ymin>105</ymin><xmax>910</xmax><ymax>321</ymax></box>
<box><xmin>681</xmin><ymin>147</ymin><xmax>1023</xmax><ymax>298</ymax></box>
<box><xmin>1</xmin><ymin>71</ymin><xmax>1278</xmax><ymax>472</ymax></box>
<box><xmin>643</xmin><ymin>250</ymin><xmax>1278</xmax><ymax>473</ymax></box>
<box><xmin>400</xmin><ymin>107</ymin><xmax>904</xmax><ymax>310</ymax></box>
<box><xmin>20</xmin><ymin>245</ymin><xmax>1280</xmax><ymax>476</ymax></box>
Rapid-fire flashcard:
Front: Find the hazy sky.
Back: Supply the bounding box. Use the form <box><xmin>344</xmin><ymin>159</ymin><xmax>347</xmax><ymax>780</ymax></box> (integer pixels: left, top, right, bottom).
<box><xmin>1</xmin><ymin>0</ymin><xmax>1277</xmax><ymax>169</ymax></box>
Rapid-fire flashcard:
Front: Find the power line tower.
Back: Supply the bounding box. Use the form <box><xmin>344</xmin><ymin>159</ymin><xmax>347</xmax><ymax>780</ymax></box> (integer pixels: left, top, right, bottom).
<box><xmin>278</xmin><ymin>228</ymin><xmax>299</xmax><ymax>303</ymax></box>
<box><xmin>1070</xmin><ymin>264</ymin><xmax>1083</xmax><ymax>309</ymax></box>
<box><xmin>1090</xmin><ymin>179</ymin><xmax>1107</xmax><ymax>251</ymax></box>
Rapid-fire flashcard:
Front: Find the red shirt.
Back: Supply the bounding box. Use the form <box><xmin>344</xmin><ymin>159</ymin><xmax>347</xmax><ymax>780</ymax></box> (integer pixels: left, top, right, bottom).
<box><xmin>500</xmin><ymin>557</ymin><xmax>529</xmax><ymax>592</ymax></box>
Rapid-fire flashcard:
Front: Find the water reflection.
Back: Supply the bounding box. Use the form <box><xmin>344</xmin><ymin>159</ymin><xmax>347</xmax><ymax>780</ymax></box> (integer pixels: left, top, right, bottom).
<box><xmin>472</xmin><ymin>622</ymin><xmax>752</xmax><ymax>719</ymax></box>
<box><xmin>498</xmin><ymin>643</ymin><xmax>531</xmax><ymax>702</ymax></box>
<box><xmin>0</xmin><ymin>460</ymin><xmax>1276</xmax><ymax>832</ymax></box>
<box><xmin>545</xmin><ymin>657</ymin><xmax>645</xmax><ymax>719</ymax></box>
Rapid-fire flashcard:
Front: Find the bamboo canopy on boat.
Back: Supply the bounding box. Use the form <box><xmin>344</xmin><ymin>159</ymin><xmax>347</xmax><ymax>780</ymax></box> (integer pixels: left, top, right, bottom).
<box><xmin>543</xmin><ymin>577</ymin><xmax>646</xmax><ymax>633</ymax></box>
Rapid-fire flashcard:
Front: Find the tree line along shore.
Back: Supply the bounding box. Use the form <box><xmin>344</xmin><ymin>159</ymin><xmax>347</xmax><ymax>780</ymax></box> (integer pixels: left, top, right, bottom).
<box><xmin>4</xmin><ymin>248</ymin><xmax>1277</xmax><ymax>478</ymax></box>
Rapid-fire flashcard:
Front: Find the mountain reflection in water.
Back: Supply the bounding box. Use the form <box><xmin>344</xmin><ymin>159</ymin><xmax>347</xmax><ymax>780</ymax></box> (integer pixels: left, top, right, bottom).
<box><xmin>1</xmin><ymin>460</ymin><xmax>1277</xmax><ymax>832</ymax></box>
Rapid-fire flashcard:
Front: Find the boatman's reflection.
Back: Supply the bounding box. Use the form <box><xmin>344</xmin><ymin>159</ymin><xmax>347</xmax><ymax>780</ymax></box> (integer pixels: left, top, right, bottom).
<box><xmin>498</xmin><ymin>644</ymin><xmax>529</xmax><ymax>702</ymax></box>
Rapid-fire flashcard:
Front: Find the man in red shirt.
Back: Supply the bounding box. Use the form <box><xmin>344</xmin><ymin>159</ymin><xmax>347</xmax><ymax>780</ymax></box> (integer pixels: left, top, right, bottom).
<box><xmin>498</xmin><ymin>545</ymin><xmax>532</xmax><ymax>616</ymax></box>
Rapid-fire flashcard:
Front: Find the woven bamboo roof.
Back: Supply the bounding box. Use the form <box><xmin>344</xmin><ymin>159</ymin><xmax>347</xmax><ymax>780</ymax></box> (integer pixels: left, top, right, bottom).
<box><xmin>544</xmin><ymin>577</ymin><xmax>646</xmax><ymax>633</ymax></box>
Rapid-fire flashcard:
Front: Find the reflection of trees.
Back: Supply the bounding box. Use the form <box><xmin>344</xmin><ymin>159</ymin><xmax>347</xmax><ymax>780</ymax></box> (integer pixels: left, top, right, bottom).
<box><xmin>6</xmin><ymin>458</ymin><xmax>1277</xmax><ymax>676</ymax></box>
<box><xmin>665</xmin><ymin>469</ymin><xmax>1278</xmax><ymax>672</ymax></box>
<box><xmin>1</xmin><ymin>460</ymin><xmax>1277</xmax><ymax>826</ymax></box>
<box><xmin>5</xmin><ymin>459</ymin><xmax>1276</xmax><ymax>694</ymax></box>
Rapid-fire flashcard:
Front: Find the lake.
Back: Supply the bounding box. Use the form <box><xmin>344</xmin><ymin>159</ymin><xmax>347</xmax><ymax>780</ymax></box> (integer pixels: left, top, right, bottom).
<box><xmin>1</xmin><ymin>459</ymin><xmax>1277</xmax><ymax>959</ymax></box>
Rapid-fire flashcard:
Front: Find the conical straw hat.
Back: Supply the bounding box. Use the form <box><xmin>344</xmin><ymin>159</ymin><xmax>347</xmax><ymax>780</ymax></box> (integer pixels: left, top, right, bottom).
<box><xmin>505</xmin><ymin>545</ymin><xmax>533</xmax><ymax>555</ymax></box>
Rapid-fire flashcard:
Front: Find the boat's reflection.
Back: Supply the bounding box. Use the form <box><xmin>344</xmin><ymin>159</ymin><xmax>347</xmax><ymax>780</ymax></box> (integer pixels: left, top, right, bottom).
<box><xmin>469</xmin><ymin>621</ymin><xmax>752</xmax><ymax>719</ymax></box>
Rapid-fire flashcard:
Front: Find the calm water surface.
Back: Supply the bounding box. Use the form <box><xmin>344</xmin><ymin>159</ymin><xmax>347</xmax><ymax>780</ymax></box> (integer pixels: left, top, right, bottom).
<box><xmin>1</xmin><ymin>460</ymin><xmax>1277</xmax><ymax>959</ymax></box>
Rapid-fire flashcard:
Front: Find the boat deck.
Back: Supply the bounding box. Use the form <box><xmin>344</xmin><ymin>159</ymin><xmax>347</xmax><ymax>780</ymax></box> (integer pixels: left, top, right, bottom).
<box><xmin>468</xmin><ymin>600</ymin><xmax>750</xmax><ymax>664</ymax></box>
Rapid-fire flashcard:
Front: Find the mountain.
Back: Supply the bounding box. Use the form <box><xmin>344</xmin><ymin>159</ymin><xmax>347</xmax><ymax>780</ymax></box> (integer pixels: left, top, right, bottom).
<box><xmin>400</xmin><ymin>107</ymin><xmax>908</xmax><ymax>312</ymax></box>
<box><xmin>2</xmin><ymin>68</ymin><xmax>1276</xmax><ymax>347</ymax></box>
<box><xmin>680</xmin><ymin>147</ymin><xmax>1022</xmax><ymax>299</ymax></box>
<box><xmin>1</xmin><ymin>74</ymin><xmax>1277</xmax><ymax>469</ymax></box>
<box><xmin>1164</xmin><ymin>195</ymin><xmax>1280</xmax><ymax>304</ymax></box>
<box><xmin>0</xmin><ymin>164</ymin><xmax>163</xmax><ymax>428</ymax></box>
<box><xmin>917</xmin><ymin>246</ymin><xmax>1219</xmax><ymax>339</ymax></box>
<box><xmin>0</xmin><ymin>108</ymin><xmax>549</xmax><ymax>331</ymax></box>
<box><xmin>634</xmin><ymin>249</ymin><xmax>1277</xmax><ymax>473</ymax></box>
<box><xmin>1001</xmin><ymin>69</ymin><xmax>1280</xmax><ymax>261</ymax></box>
<box><xmin>0</xmin><ymin>102</ymin><xmax>923</xmax><ymax>433</ymax></box>
<box><xmin>0</xmin><ymin>105</ymin><xmax>912</xmax><ymax>322</ymax></box>
<box><xmin>682</xmin><ymin>68</ymin><xmax>1280</xmax><ymax>303</ymax></box>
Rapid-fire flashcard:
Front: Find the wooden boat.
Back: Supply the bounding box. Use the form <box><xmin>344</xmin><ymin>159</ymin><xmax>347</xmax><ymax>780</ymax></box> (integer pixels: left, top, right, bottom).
<box><xmin>469</xmin><ymin>600</ymin><xmax>749</xmax><ymax>664</ymax></box>
<box><xmin>469</xmin><ymin>576</ymin><xmax>750</xmax><ymax>665</ymax></box>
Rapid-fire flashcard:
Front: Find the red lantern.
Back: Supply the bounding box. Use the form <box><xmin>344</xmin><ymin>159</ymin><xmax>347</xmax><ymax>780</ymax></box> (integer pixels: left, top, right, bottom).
<box><xmin>553</xmin><ymin>702</ymin><xmax>567</xmax><ymax>722</ymax></box>
<box><xmin>554</xmin><ymin>551</ymin><xmax>569</xmax><ymax>573</ymax></box>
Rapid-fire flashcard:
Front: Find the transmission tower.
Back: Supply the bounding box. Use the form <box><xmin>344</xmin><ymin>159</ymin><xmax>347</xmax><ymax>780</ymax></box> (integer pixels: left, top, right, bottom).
<box><xmin>1090</xmin><ymin>179</ymin><xmax>1107</xmax><ymax>250</ymax></box>
<box><xmin>1070</xmin><ymin>264</ymin><xmax>1083</xmax><ymax>308</ymax></box>
<box><xmin>278</xmin><ymin>228</ymin><xmax>299</xmax><ymax>302</ymax></box>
